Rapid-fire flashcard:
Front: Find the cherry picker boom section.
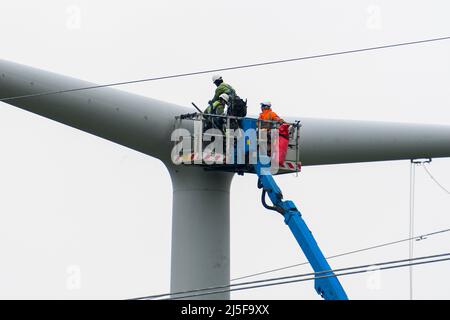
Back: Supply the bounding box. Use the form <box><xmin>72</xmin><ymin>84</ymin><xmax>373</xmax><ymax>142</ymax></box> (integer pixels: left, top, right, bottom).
<box><xmin>254</xmin><ymin>158</ymin><xmax>348</xmax><ymax>300</ymax></box>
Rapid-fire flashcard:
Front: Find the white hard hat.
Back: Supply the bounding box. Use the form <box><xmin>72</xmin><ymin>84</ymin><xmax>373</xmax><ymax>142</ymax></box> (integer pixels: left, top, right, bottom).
<box><xmin>212</xmin><ymin>74</ymin><xmax>222</xmax><ymax>83</ymax></box>
<box><xmin>219</xmin><ymin>93</ymin><xmax>229</xmax><ymax>103</ymax></box>
<box><xmin>260</xmin><ymin>101</ymin><xmax>272</xmax><ymax>108</ymax></box>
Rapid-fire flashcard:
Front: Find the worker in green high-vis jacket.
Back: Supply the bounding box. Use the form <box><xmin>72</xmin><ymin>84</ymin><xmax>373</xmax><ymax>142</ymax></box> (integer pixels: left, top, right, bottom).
<box><xmin>204</xmin><ymin>93</ymin><xmax>230</xmax><ymax>130</ymax></box>
<box><xmin>207</xmin><ymin>75</ymin><xmax>236</xmax><ymax>111</ymax></box>
<box><xmin>205</xmin><ymin>93</ymin><xmax>230</xmax><ymax>115</ymax></box>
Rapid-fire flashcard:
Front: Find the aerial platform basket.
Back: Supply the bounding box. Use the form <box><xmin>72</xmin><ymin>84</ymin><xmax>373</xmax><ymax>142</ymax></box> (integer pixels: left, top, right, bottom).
<box><xmin>173</xmin><ymin>113</ymin><xmax>302</xmax><ymax>175</ymax></box>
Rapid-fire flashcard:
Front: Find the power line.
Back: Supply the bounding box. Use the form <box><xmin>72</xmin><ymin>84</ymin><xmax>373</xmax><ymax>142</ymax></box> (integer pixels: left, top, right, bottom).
<box><xmin>134</xmin><ymin>228</ymin><xmax>450</xmax><ymax>299</ymax></box>
<box><xmin>166</xmin><ymin>253</ymin><xmax>450</xmax><ymax>300</ymax></box>
<box><xmin>2</xmin><ymin>36</ymin><xmax>450</xmax><ymax>103</ymax></box>
<box><xmin>230</xmin><ymin>226</ymin><xmax>450</xmax><ymax>282</ymax></box>
<box><xmin>423</xmin><ymin>164</ymin><xmax>450</xmax><ymax>195</ymax></box>
<box><xmin>172</xmin><ymin>254</ymin><xmax>450</xmax><ymax>300</ymax></box>
<box><xmin>133</xmin><ymin>251</ymin><xmax>450</xmax><ymax>300</ymax></box>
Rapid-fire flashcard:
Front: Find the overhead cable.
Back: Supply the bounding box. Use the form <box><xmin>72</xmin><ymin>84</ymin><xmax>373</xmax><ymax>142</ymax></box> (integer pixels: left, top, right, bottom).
<box><xmin>133</xmin><ymin>251</ymin><xmax>450</xmax><ymax>300</ymax></box>
<box><xmin>230</xmin><ymin>227</ymin><xmax>450</xmax><ymax>282</ymax></box>
<box><xmin>2</xmin><ymin>36</ymin><xmax>450</xmax><ymax>102</ymax></box>
<box><xmin>169</xmin><ymin>255</ymin><xmax>450</xmax><ymax>300</ymax></box>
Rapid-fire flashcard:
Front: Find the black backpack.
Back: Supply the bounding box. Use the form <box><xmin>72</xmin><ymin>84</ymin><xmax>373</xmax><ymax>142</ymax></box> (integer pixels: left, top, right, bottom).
<box><xmin>229</xmin><ymin>96</ymin><xmax>247</xmax><ymax>117</ymax></box>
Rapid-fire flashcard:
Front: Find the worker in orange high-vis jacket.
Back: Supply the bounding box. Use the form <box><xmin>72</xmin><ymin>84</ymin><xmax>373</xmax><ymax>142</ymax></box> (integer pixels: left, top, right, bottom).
<box><xmin>258</xmin><ymin>101</ymin><xmax>286</xmax><ymax>157</ymax></box>
<box><xmin>258</xmin><ymin>101</ymin><xmax>284</xmax><ymax>129</ymax></box>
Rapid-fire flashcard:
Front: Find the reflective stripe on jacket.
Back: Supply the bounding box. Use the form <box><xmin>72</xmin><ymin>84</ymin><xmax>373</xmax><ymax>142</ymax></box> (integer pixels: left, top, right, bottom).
<box><xmin>205</xmin><ymin>100</ymin><xmax>225</xmax><ymax>115</ymax></box>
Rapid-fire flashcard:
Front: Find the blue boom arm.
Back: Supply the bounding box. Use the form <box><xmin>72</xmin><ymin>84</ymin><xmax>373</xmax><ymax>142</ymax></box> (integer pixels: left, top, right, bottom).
<box><xmin>254</xmin><ymin>158</ymin><xmax>348</xmax><ymax>300</ymax></box>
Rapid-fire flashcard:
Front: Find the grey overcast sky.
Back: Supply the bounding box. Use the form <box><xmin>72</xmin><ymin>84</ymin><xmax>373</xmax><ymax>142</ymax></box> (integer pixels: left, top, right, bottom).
<box><xmin>1</xmin><ymin>0</ymin><xmax>450</xmax><ymax>299</ymax></box>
